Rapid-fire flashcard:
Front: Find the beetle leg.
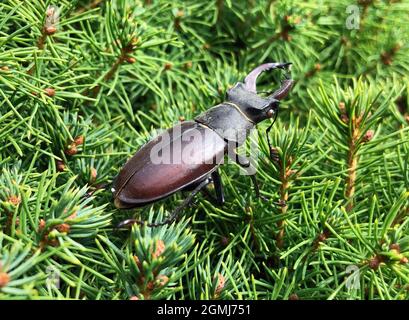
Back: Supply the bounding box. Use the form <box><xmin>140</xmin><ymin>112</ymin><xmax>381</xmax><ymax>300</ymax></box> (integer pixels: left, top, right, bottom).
<box><xmin>228</xmin><ymin>149</ymin><xmax>269</xmax><ymax>201</ymax></box>
<box><xmin>200</xmin><ymin>171</ymin><xmax>225</xmax><ymax>206</ymax></box>
<box><xmin>117</xmin><ymin>178</ymin><xmax>210</xmax><ymax>229</ymax></box>
<box><xmin>211</xmin><ymin>170</ymin><xmax>225</xmax><ymax>205</ymax></box>
<box><xmin>228</xmin><ymin>148</ymin><xmax>251</xmax><ymax>168</ymax></box>
<box><xmin>147</xmin><ymin>178</ymin><xmax>211</xmax><ymax>227</ymax></box>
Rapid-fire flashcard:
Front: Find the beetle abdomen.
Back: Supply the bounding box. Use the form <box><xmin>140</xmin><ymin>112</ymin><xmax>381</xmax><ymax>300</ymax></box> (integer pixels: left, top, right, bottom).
<box><xmin>113</xmin><ymin>121</ymin><xmax>226</xmax><ymax>208</ymax></box>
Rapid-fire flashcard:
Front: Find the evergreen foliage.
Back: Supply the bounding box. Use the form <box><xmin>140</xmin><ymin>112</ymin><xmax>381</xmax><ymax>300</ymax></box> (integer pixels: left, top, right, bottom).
<box><xmin>0</xmin><ymin>0</ymin><xmax>408</xmax><ymax>300</ymax></box>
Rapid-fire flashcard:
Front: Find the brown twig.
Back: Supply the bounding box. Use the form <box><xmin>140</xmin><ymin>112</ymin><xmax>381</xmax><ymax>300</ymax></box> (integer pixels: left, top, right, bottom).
<box><xmin>380</xmin><ymin>43</ymin><xmax>401</xmax><ymax>66</ymax></box>
<box><xmin>345</xmin><ymin>113</ymin><xmax>360</xmax><ymax>212</ymax></box>
<box><xmin>274</xmin><ymin>151</ymin><xmax>293</xmax><ymax>249</ymax></box>
<box><xmin>216</xmin><ymin>0</ymin><xmax>224</xmax><ymax>23</ymax></box>
<box><xmin>358</xmin><ymin>0</ymin><xmax>374</xmax><ymax>19</ymax></box>
<box><xmin>90</xmin><ymin>39</ymin><xmax>137</xmax><ymax>97</ymax></box>
<box><xmin>76</xmin><ymin>0</ymin><xmax>105</xmax><ymax>14</ymax></box>
<box><xmin>4</xmin><ymin>195</ymin><xmax>21</xmax><ymax>235</ymax></box>
<box><xmin>28</xmin><ymin>6</ymin><xmax>59</xmax><ymax>75</ymax></box>
<box><xmin>28</xmin><ymin>28</ymin><xmax>48</xmax><ymax>75</ymax></box>
<box><xmin>305</xmin><ymin>63</ymin><xmax>321</xmax><ymax>78</ymax></box>
<box><xmin>277</xmin><ymin>172</ymin><xmax>289</xmax><ymax>248</ymax></box>
<box><xmin>133</xmin><ymin>240</ymin><xmax>168</xmax><ymax>299</ymax></box>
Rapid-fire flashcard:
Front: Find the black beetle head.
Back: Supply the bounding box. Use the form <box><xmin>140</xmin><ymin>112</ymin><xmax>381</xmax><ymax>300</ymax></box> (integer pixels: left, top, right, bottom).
<box><xmin>226</xmin><ymin>62</ymin><xmax>293</xmax><ymax>124</ymax></box>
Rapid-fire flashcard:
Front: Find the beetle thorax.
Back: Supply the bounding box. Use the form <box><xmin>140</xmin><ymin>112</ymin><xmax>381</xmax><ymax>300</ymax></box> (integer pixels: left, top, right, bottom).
<box><xmin>226</xmin><ymin>82</ymin><xmax>278</xmax><ymax>123</ymax></box>
<box><xmin>194</xmin><ymin>102</ymin><xmax>255</xmax><ymax>146</ymax></box>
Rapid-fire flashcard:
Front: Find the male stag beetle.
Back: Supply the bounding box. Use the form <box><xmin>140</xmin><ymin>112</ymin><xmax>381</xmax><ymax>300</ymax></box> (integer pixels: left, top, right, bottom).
<box><xmin>113</xmin><ymin>62</ymin><xmax>293</xmax><ymax>228</ymax></box>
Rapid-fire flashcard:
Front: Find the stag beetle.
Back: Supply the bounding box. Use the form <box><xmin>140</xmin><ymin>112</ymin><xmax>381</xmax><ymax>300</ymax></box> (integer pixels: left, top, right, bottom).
<box><xmin>113</xmin><ymin>63</ymin><xmax>293</xmax><ymax>227</ymax></box>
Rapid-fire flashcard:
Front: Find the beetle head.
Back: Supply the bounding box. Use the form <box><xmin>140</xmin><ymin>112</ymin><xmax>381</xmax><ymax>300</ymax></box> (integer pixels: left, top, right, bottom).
<box><xmin>226</xmin><ymin>62</ymin><xmax>293</xmax><ymax>124</ymax></box>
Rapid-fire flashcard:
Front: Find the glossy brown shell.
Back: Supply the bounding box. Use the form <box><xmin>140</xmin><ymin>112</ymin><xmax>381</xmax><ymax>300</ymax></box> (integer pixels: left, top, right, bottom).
<box><xmin>113</xmin><ymin>121</ymin><xmax>226</xmax><ymax>208</ymax></box>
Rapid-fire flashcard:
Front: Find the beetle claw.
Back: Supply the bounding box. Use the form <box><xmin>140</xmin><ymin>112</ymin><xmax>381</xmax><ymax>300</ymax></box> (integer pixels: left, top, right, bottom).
<box><xmin>244</xmin><ymin>62</ymin><xmax>292</xmax><ymax>94</ymax></box>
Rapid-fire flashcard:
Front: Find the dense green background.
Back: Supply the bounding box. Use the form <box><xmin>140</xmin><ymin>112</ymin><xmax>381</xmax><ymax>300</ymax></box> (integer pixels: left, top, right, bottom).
<box><xmin>1</xmin><ymin>0</ymin><xmax>409</xmax><ymax>299</ymax></box>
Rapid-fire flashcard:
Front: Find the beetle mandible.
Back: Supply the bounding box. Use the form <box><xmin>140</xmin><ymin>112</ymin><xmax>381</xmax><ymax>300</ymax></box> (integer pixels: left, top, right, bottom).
<box><xmin>113</xmin><ymin>62</ymin><xmax>293</xmax><ymax>227</ymax></box>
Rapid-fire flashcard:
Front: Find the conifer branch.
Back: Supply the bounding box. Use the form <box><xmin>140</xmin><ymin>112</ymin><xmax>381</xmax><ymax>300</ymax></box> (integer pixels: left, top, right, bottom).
<box><xmin>345</xmin><ymin>110</ymin><xmax>360</xmax><ymax>212</ymax></box>
<box><xmin>1</xmin><ymin>0</ymin><xmax>408</xmax><ymax>301</ymax></box>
